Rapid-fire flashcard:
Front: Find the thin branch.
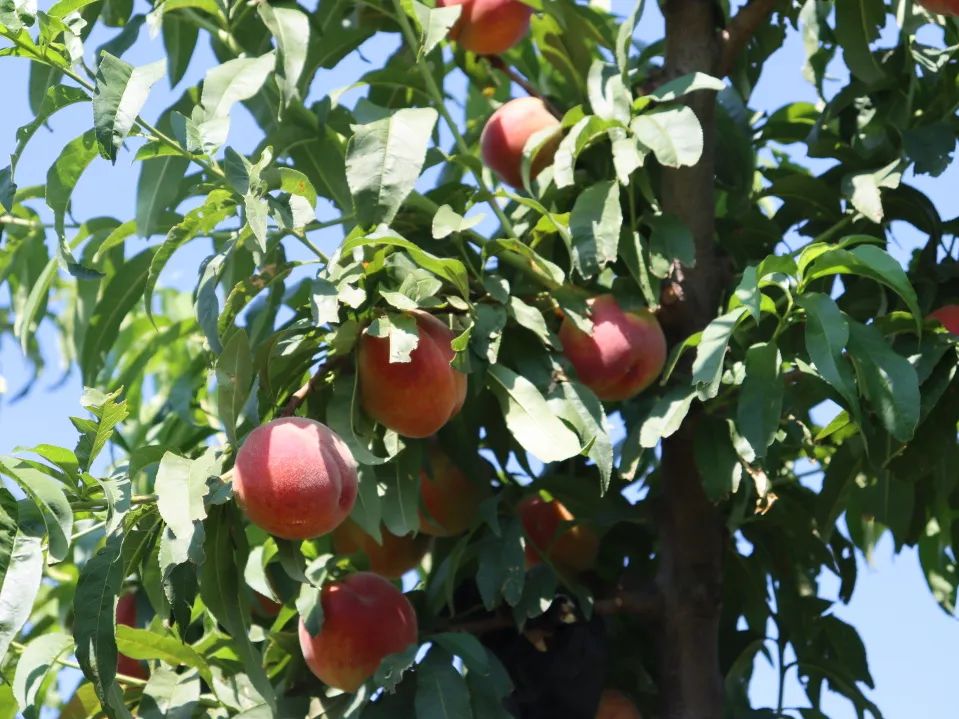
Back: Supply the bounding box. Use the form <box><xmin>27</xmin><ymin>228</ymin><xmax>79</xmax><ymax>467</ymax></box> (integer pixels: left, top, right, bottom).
<box><xmin>719</xmin><ymin>0</ymin><xmax>778</xmax><ymax>76</ymax></box>
<box><xmin>487</xmin><ymin>57</ymin><xmax>561</xmax><ymax>119</ymax></box>
<box><xmin>278</xmin><ymin>356</ymin><xmax>348</xmax><ymax>418</ymax></box>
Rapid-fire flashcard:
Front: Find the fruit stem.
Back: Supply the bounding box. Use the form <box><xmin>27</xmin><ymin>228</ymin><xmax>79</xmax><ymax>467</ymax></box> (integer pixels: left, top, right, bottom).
<box><xmin>487</xmin><ymin>56</ymin><xmax>562</xmax><ymax>119</ymax></box>
<box><xmin>388</xmin><ymin>0</ymin><xmax>520</xmax><ymax>242</ymax></box>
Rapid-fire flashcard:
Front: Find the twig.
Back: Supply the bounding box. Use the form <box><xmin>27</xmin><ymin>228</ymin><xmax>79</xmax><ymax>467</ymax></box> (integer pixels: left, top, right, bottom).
<box><xmin>719</xmin><ymin>0</ymin><xmax>778</xmax><ymax>75</ymax></box>
<box><xmin>487</xmin><ymin>57</ymin><xmax>562</xmax><ymax>119</ymax></box>
<box><xmin>278</xmin><ymin>357</ymin><xmax>348</xmax><ymax>417</ymax></box>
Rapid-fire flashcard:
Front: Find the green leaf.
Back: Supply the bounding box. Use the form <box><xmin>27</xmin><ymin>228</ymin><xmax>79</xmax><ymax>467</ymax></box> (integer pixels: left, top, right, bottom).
<box><xmin>631</xmin><ymin>106</ymin><xmax>703</xmax><ymax>168</ymax></box>
<box><xmin>144</xmin><ymin>189</ymin><xmax>235</xmax><ymax>318</ymax></box>
<box><xmin>486</xmin><ymin>365</ymin><xmax>581</xmax><ymax>464</ymax></box>
<box><xmin>833</xmin><ymin>0</ymin><xmax>885</xmax><ymax>84</ymax></box>
<box><xmin>475</xmin><ymin>521</ymin><xmax>525</xmax><ymax>609</ymax></box>
<box><xmin>736</xmin><ymin>342</ymin><xmax>783</xmax><ymax>459</ymax></box>
<box><xmin>847</xmin><ymin>322</ymin><xmax>919</xmax><ymax>443</ymax></box>
<box><xmin>0</xmin><ymin>499</ymin><xmax>44</xmax><ymax>665</ymax></box>
<box><xmin>216</xmin><ymin>329</ymin><xmax>254</xmax><ymax>446</ymax></box>
<box><xmin>258</xmin><ymin>4</ymin><xmax>309</xmax><ymax>106</ymax></box>
<box><xmin>411</xmin><ymin>0</ymin><xmax>461</xmax><ymax>56</ymax></box>
<box><xmin>800</xmin><ymin>243</ymin><xmax>921</xmax><ymax>326</ymax></box>
<box><xmin>415</xmin><ymin>650</ymin><xmax>473</xmax><ymax>719</ymax></box>
<box><xmin>0</xmin><ymin>464</ymin><xmax>73</xmax><ymax>562</ymax></box>
<box><xmin>431</xmin><ymin>633</ymin><xmax>490</xmax><ymax>675</ymax></box>
<box><xmin>587</xmin><ymin>61</ymin><xmax>631</xmax><ymax>124</ymax></box>
<box><xmin>156</xmin><ymin>452</ymin><xmax>211</xmax><ymax>568</ymax></box>
<box><xmin>45</xmin><ymin>129</ymin><xmax>99</xmax><ymax>239</ymax></box>
<box><xmin>647</xmin><ymin>213</ymin><xmax>695</xmax><ymax>278</ymax></box>
<box><xmin>73</xmin><ymin>387</ymin><xmax>129</xmax><ymax>472</ymax></box>
<box><xmin>11</xmin><ymin>84</ymin><xmax>89</xmax><ymax>171</ymax></box>
<box><xmin>798</xmin><ymin>293</ymin><xmax>859</xmax><ymax>414</ymax></box>
<box><xmin>139</xmin><ymin>666</ymin><xmax>201</xmax><ymax>719</ymax></box>
<box><xmin>646</xmin><ymin>72</ymin><xmax>725</xmax><ymax>103</ymax></box>
<box><xmin>115</xmin><ymin>626</ymin><xmax>211</xmax><ymax>682</ymax></box>
<box><xmin>694</xmin><ymin>417</ymin><xmax>742</xmax><ymax>502</ymax></box>
<box><xmin>346</xmin><ymin>108</ymin><xmax>438</xmax><ymax>228</ymax></box>
<box><xmin>161</xmin><ymin>13</ymin><xmax>198</xmax><ymax>87</ymax></box>
<box><xmin>691</xmin><ymin>307</ymin><xmax>747</xmax><ymax>400</ymax></box>
<box><xmin>508</xmin><ymin>297</ymin><xmax>559</xmax><ymax>349</ymax></box>
<box><xmin>13</xmin><ymin>632</ymin><xmax>73</xmax><ymax>719</ymax></box>
<box><xmin>639</xmin><ymin>386</ymin><xmax>697</xmax><ymax>448</ymax></box>
<box><xmin>568</xmin><ymin>180</ymin><xmax>621</xmax><ymax>279</ymax></box>
<box><xmin>432</xmin><ymin>204</ymin><xmax>483</xmax><ymax>238</ymax></box>
<box><xmin>80</xmin><ymin>249</ymin><xmax>154</xmax><ymax>385</ymax></box>
<box><xmin>198</xmin><ymin>53</ymin><xmax>275</xmax><ymax>149</ymax></box>
<box><xmin>381</xmin><ymin>458</ymin><xmax>420</xmax><ymax>538</ymax></box>
<box><xmin>92</xmin><ymin>52</ymin><xmax>165</xmax><ymax>163</ymax></box>
<box><xmin>550</xmin><ymin>381</ymin><xmax>613</xmax><ymax>493</ymax></box>
<box><xmin>553</xmin><ymin>115</ymin><xmax>617</xmax><ymax>189</ymax></box>
<box><xmin>615</xmin><ymin>0</ymin><xmax>645</xmax><ymax>74</ymax></box>
<box><xmin>135</xmin><ymin>155</ymin><xmax>190</xmax><ymax>239</ymax></box>
<box><xmin>199</xmin><ymin>504</ymin><xmax>276</xmax><ymax>711</ymax></box>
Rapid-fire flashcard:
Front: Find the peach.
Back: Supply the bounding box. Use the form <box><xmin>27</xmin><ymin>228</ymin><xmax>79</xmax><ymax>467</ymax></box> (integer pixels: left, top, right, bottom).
<box><xmin>332</xmin><ymin>520</ymin><xmax>430</xmax><ymax>579</ymax></box>
<box><xmin>233</xmin><ymin>417</ymin><xmax>358</xmax><ymax>540</ymax></box>
<box><xmin>116</xmin><ymin>593</ymin><xmax>148</xmax><ymax>680</ymax></box>
<box><xmin>481</xmin><ymin>97</ymin><xmax>561</xmax><ymax>188</ymax></box>
<box><xmin>560</xmin><ymin>295</ymin><xmax>666</xmax><ymax>402</ymax></box>
<box><xmin>358</xmin><ymin>311</ymin><xmax>467</xmax><ymax>438</ymax></box>
<box><xmin>930</xmin><ymin>304</ymin><xmax>959</xmax><ymax>334</ymax></box>
<box><xmin>298</xmin><ymin>572</ymin><xmax>418</xmax><ymax>692</ymax></box>
<box><xmin>254</xmin><ymin>591</ymin><xmax>283</xmax><ymax>618</ymax></box>
<box><xmin>438</xmin><ymin>0</ymin><xmax>533</xmax><ymax>55</ymax></box>
<box><xmin>518</xmin><ymin>495</ymin><xmax>599</xmax><ymax>573</ymax></box>
<box><xmin>596</xmin><ymin>690</ymin><xmax>643</xmax><ymax>719</ymax></box>
<box><xmin>419</xmin><ymin>446</ymin><xmax>493</xmax><ymax>537</ymax></box>
<box><xmin>918</xmin><ymin>0</ymin><xmax>959</xmax><ymax>14</ymax></box>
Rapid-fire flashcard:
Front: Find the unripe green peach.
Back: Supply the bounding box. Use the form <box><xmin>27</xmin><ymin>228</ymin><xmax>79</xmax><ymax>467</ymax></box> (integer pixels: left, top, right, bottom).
<box><xmin>438</xmin><ymin>0</ymin><xmax>533</xmax><ymax>55</ymax></box>
<box><xmin>233</xmin><ymin>418</ymin><xmax>358</xmax><ymax>540</ymax></box>
<box><xmin>518</xmin><ymin>495</ymin><xmax>599</xmax><ymax>573</ymax></box>
<box><xmin>298</xmin><ymin>572</ymin><xmax>418</xmax><ymax>692</ymax></box>
<box><xmin>481</xmin><ymin>97</ymin><xmax>561</xmax><ymax>188</ymax></box>
<box><xmin>358</xmin><ymin>311</ymin><xmax>467</xmax><ymax>438</ymax></box>
<box><xmin>419</xmin><ymin>446</ymin><xmax>493</xmax><ymax>537</ymax></box>
<box><xmin>332</xmin><ymin>520</ymin><xmax>430</xmax><ymax>579</ymax></box>
<box><xmin>560</xmin><ymin>295</ymin><xmax>666</xmax><ymax>402</ymax></box>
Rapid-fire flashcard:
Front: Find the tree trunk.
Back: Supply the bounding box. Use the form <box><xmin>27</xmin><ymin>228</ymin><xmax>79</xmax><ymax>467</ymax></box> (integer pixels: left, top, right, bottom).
<box><xmin>657</xmin><ymin>2</ymin><xmax>726</xmax><ymax>719</ymax></box>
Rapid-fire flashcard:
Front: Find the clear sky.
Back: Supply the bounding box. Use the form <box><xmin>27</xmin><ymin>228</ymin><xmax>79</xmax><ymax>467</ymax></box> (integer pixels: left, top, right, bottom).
<box><xmin>0</xmin><ymin>1</ymin><xmax>956</xmax><ymax>716</ymax></box>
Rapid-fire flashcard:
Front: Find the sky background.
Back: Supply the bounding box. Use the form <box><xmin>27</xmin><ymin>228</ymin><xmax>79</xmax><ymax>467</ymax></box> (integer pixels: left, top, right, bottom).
<box><xmin>1</xmin><ymin>0</ymin><xmax>957</xmax><ymax>716</ymax></box>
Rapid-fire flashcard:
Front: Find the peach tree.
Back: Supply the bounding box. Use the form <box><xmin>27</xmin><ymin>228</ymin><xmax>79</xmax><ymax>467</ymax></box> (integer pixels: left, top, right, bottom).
<box><xmin>0</xmin><ymin>0</ymin><xmax>958</xmax><ymax>717</ymax></box>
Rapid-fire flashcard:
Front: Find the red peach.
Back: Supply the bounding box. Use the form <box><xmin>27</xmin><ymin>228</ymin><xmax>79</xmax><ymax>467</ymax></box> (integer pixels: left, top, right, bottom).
<box><xmin>298</xmin><ymin>572</ymin><xmax>418</xmax><ymax>692</ymax></box>
<box><xmin>917</xmin><ymin>0</ymin><xmax>959</xmax><ymax>15</ymax></box>
<box><xmin>518</xmin><ymin>495</ymin><xmax>599</xmax><ymax>573</ymax></box>
<box><xmin>438</xmin><ymin>0</ymin><xmax>533</xmax><ymax>55</ymax></box>
<box><xmin>481</xmin><ymin>97</ymin><xmax>561</xmax><ymax>188</ymax></box>
<box><xmin>930</xmin><ymin>304</ymin><xmax>959</xmax><ymax>334</ymax></box>
<box><xmin>254</xmin><ymin>591</ymin><xmax>283</xmax><ymax>618</ymax></box>
<box><xmin>116</xmin><ymin>593</ymin><xmax>148</xmax><ymax>681</ymax></box>
<box><xmin>332</xmin><ymin>520</ymin><xmax>430</xmax><ymax>579</ymax></box>
<box><xmin>596</xmin><ymin>690</ymin><xmax>643</xmax><ymax>719</ymax></box>
<box><xmin>419</xmin><ymin>446</ymin><xmax>493</xmax><ymax>537</ymax></box>
<box><xmin>358</xmin><ymin>311</ymin><xmax>467</xmax><ymax>438</ymax></box>
<box><xmin>233</xmin><ymin>418</ymin><xmax>358</xmax><ymax>540</ymax></box>
<box><xmin>560</xmin><ymin>295</ymin><xmax>667</xmax><ymax>402</ymax></box>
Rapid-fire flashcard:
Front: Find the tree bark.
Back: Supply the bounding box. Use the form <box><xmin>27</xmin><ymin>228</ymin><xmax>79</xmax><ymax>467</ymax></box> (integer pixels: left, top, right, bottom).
<box><xmin>657</xmin><ymin>2</ymin><xmax>726</xmax><ymax>719</ymax></box>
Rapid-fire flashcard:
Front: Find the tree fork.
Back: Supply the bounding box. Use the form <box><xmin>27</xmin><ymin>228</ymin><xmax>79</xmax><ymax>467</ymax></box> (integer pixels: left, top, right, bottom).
<box><xmin>657</xmin><ymin>1</ymin><xmax>726</xmax><ymax>718</ymax></box>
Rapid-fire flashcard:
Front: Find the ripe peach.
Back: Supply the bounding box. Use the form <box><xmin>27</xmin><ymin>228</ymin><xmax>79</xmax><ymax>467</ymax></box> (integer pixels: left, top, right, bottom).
<box><xmin>254</xmin><ymin>591</ymin><xmax>283</xmax><ymax>618</ymax></box>
<box><xmin>438</xmin><ymin>0</ymin><xmax>533</xmax><ymax>55</ymax></box>
<box><xmin>419</xmin><ymin>446</ymin><xmax>493</xmax><ymax>537</ymax></box>
<box><xmin>596</xmin><ymin>690</ymin><xmax>643</xmax><ymax>719</ymax></box>
<box><xmin>917</xmin><ymin>0</ymin><xmax>959</xmax><ymax>15</ymax></box>
<box><xmin>518</xmin><ymin>495</ymin><xmax>599</xmax><ymax>573</ymax></box>
<box><xmin>930</xmin><ymin>304</ymin><xmax>959</xmax><ymax>334</ymax></box>
<box><xmin>560</xmin><ymin>295</ymin><xmax>666</xmax><ymax>402</ymax></box>
<box><xmin>332</xmin><ymin>520</ymin><xmax>430</xmax><ymax>579</ymax></box>
<box><xmin>233</xmin><ymin>417</ymin><xmax>358</xmax><ymax>540</ymax></box>
<box><xmin>481</xmin><ymin>97</ymin><xmax>561</xmax><ymax>188</ymax></box>
<box><xmin>116</xmin><ymin>593</ymin><xmax>148</xmax><ymax>680</ymax></box>
<box><xmin>358</xmin><ymin>311</ymin><xmax>467</xmax><ymax>438</ymax></box>
<box><xmin>298</xmin><ymin>572</ymin><xmax>418</xmax><ymax>692</ymax></box>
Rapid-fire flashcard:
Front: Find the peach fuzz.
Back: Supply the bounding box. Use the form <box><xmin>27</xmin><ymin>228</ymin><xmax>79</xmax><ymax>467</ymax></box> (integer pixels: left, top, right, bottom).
<box><xmin>419</xmin><ymin>446</ymin><xmax>493</xmax><ymax>537</ymax></box>
<box><xmin>332</xmin><ymin>520</ymin><xmax>430</xmax><ymax>579</ymax></box>
<box><xmin>358</xmin><ymin>311</ymin><xmax>466</xmax><ymax>438</ymax></box>
<box><xmin>519</xmin><ymin>495</ymin><xmax>599</xmax><ymax>573</ymax></box>
<box><xmin>930</xmin><ymin>304</ymin><xmax>959</xmax><ymax>334</ymax></box>
<box><xmin>481</xmin><ymin>97</ymin><xmax>561</xmax><ymax>188</ymax></box>
<box><xmin>560</xmin><ymin>295</ymin><xmax>667</xmax><ymax>402</ymax></box>
<box><xmin>596</xmin><ymin>690</ymin><xmax>643</xmax><ymax>719</ymax></box>
<box><xmin>918</xmin><ymin>0</ymin><xmax>959</xmax><ymax>15</ymax></box>
<box><xmin>233</xmin><ymin>417</ymin><xmax>358</xmax><ymax>540</ymax></box>
<box><xmin>298</xmin><ymin>572</ymin><xmax>418</xmax><ymax>692</ymax></box>
<box><xmin>438</xmin><ymin>0</ymin><xmax>533</xmax><ymax>55</ymax></box>
<box><xmin>116</xmin><ymin>593</ymin><xmax>148</xmax><ymax>680</ymax></box>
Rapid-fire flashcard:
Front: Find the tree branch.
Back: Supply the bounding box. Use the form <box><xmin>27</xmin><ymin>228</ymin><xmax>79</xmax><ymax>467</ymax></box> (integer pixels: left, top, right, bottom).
<box><xmin>487</xmin><ymin>57</ymin><xmax>562</xmax><ymax>118</ymax></box>
<box><xmin>719</xmin><ymin>0</ymin><xmax>778</xmax><ymax>76</ymax></box>
<box><xmin>277</xmin><ymin>356</ymin><xmax>347</xmax><ymax>418</ymax></box>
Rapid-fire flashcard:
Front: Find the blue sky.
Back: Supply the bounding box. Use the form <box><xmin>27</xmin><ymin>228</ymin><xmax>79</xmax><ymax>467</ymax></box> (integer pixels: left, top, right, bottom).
<box><xmin>0</xmin><ymin>1</ymin><xmax>957</xmax><ymax>716</ymax></box>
